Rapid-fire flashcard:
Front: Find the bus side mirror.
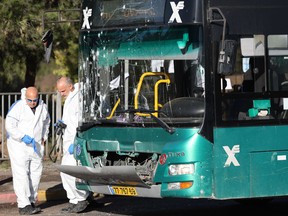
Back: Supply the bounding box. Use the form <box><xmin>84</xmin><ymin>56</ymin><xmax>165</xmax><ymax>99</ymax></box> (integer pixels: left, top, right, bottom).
<box><xmin>217</xmin><ymin>40</ymin><xmax>237</xmax><ymax>75</ymax></box>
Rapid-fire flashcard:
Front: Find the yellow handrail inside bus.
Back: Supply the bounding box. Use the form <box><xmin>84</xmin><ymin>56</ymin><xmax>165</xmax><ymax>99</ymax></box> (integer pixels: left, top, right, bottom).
<box><xmin>154</xmin><ymin>79</ymin><xmax>170</xmax><ymax>117</ymax></box>
<box><xmin>106</xmin><ymin>98</ymin><xmax>120</xmax><ymax>119</ymax></box>
<box><xmin>134</xmin><ymin>72</ymin><xmax>170</xmax><ymax>117</ymax></box>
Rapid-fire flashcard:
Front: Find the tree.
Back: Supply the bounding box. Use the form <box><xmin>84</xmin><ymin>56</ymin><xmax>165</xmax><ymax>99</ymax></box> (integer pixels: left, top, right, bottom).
<box><xmin>0</xmin><ymin>0</ymin><xmax>80</xmax><ymax>92</ymax></box>
<box><xmin>43</xmin><ymin>8</ymin><xmax>80</xmax><ymax>81</ymax></box>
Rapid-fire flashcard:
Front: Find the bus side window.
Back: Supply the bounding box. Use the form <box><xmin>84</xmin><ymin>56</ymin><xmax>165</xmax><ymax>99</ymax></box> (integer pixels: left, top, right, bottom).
<box><xmin>241</xmin><ymin>57</ymin><xmax>265</xmax><ymax>93</ymax></box>
<box><xmin>241</xmin><ymin>58</ymin><xmax>254</xmax><ymax>92</ymax></box>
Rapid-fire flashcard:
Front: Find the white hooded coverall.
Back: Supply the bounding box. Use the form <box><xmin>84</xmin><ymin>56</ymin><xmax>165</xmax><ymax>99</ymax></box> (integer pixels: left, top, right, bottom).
<box><xmin>60</xmin><ymin>83</ymin><xmax>89</xmax><ymax>204</ymax></box>
<box><xmin>5</xmin><ymin>97</ymin><xmax>50</xmax><ymax>208</ymax></box>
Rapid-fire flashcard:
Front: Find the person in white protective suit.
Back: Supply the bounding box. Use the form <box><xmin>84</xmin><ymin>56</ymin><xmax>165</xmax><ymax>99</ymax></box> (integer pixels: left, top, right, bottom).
<box><xmin>5</xmin><ymin>86</ymin><xmax>50</xmax><ymax>215</ymax></box>
<box><xmin>56</xmin><ymin>76</ymin><xmax>90</xmax><ymax>213</ymax></box>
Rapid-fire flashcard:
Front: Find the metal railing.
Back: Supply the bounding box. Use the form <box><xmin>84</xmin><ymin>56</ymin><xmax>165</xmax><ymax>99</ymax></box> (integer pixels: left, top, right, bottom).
<box><xmin>0</xmin><ymin>92</ymin><xmax>62</xmax><ymax>161</ymax></box>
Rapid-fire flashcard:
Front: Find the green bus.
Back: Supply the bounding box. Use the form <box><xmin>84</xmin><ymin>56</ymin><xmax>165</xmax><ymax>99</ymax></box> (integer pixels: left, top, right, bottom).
<box><xmin>59</xmin><ymin>0</ymin><xmax>288</xmax><ymax>201</ymax></box>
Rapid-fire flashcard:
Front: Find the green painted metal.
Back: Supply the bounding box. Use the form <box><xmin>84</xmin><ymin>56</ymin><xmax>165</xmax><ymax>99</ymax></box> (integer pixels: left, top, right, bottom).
<box><xmin>74</xmin><ymin>127</ymin><xmax>214</xmax><ymax>198</ymax></box>
<box><xmin>74</xmin><ymin>137</ymin><xmax>91</xmax><ymax>167</ymax></box>
<box><xmin>214</xmin><ymin>125</ymin><xmax>288</xmax><ymax>199</ymax></box>
<box><xmin>75</xmin><ymin>124</ymin><xmax>288</xmax><ymax>199</ymax></box>
<box><xmin>76</xmin><ymin>127</ymin><xmax>199</xmax><ymax>154</ymax></box>
<box><xmin>156</xmin><ymin>133</ymin><xmax>213</xmax><ymax>198</ymax></box>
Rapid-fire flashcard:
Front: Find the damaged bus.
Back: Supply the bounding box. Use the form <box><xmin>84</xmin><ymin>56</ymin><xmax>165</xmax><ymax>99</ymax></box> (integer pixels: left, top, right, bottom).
<box><xmin>58</xmin><ymin>0</ymin><xmax>288</xmax><ymax>201</ymax></box>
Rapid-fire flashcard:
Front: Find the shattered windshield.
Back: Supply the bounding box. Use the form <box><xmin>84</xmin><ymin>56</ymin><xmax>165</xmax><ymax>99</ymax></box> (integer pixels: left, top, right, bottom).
<box><xmin>78</xmin><ymin>25</ymin><xmax>205</xmax><ymax>126</ymax></box>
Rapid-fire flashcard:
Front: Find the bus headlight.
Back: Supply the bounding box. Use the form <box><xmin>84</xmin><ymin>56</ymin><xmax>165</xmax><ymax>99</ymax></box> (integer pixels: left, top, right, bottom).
<box><xmin>168</xmin><ymin>182</ymin><xmax>193</xmax><ymax>190</ymax></box>
<box><xmin>168</xmin><ymin>164</ymin><xmax>195</xmax><ymax>176</ymax></box>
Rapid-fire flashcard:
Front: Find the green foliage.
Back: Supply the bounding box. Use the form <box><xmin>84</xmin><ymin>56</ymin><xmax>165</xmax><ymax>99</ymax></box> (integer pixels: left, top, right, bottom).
<box><xmin>41</xmin><ymin>0</ymin><xmax>80</xmax><ymax>81</ymax></box>
<box><xmin>0</xmin><ymin>0</ymin><xmax>43</xmax><ymax>91</ymax></box>
<box><xmin>0</xmin><ymin>0</ymin><xmax>81</xmax><ymax>92</ymax></box>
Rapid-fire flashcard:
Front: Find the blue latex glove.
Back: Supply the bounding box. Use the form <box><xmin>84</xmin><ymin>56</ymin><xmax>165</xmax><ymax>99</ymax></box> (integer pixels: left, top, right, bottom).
<box><xmin>21</xmin><ymin>135</ymin><xmax>33</xmax><ymax>144</ymax></box>
<box><xmin>54</xmin><ymin>119</ymin><xmax>64</xmax><ymax>127</ymax></box>
<box><xmin>31</xmin><ymin>138</ymin><xmax>37</xmax><ymax>153</ymax></box>
<box><xmin>68</xmin><ymin>144</ymin><xmax>74</xmax><ymax>154</ymax></box>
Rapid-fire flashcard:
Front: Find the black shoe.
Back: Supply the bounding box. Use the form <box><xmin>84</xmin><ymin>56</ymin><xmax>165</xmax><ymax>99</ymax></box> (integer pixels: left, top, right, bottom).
<box><xmin>86</xmin><ymin>193</ymin><xmax>94</xmax><ymax>203</ymax></box>
<box><xmin>90</xmin><ymin>200</ymin><xmax>106</xmax><ymax>208</ymax></box>
<box><xmin>30</xmin><ymin>203</ymin><xmax>35</xmax><ymax>208</ymax></box>
<box><xmin>30</xmin><ymin>203</ymin><xmax>41</xmax><ymax>211</ymax></box>
<box><xmin>19</xmin><ymin>205</ymin><xmax>41</xmax><ymax>215</ymax></box>
<box><xmin>69</xmin><ymin>200</ymin><xmax>89</xmax><ymax>213</ymax></box>
<box><xmin>60</xmin><ymin>203</ymin><xmax>76</xmax><ymax>213</ymax></box>
<box><xmin>86</xmin><ymin>193</ymin><xmax>105</xmax><ymax>208</ymax></box>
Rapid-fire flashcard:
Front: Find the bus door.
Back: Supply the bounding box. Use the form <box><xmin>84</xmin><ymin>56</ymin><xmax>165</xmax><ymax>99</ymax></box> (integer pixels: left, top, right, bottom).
<box><xmin>213</xmin><ymin>34</ymin><xmax>288</xmax><ymax>199</ymax></box>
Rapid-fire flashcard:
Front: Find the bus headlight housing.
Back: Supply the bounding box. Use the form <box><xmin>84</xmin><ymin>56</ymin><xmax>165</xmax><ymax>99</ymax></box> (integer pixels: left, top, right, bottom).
<box><xmin>168</xmin><ymin>164</ymin><xmax>195</xmax><ymax>176</ymax></box>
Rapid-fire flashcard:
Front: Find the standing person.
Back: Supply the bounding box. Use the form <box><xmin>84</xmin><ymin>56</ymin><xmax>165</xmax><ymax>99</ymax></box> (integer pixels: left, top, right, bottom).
<box><xmin>56</xmin><ymin>76</ymin><xmax>90</xmax><ymax>213</ymax></box>
<box><xmin>5</xmin><ymin>86</ymin><xmax>50</xmax><ymax>215</ymax></box>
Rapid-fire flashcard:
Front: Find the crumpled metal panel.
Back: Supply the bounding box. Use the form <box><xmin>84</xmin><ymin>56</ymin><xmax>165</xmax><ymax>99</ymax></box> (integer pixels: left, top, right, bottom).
<box><xmin>56</xmin><ymin>165</ymin><xmax>149</xmax><ymax>188</ymax></box>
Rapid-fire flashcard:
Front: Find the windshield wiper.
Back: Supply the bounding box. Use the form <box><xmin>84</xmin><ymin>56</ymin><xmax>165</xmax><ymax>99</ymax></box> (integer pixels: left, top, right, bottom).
<box><xmin>150</xmin><ymin>113</ymin><xmax>175</xmax><ymax>134</ymax></box>
<box><xmin>78</xmin><ymin>109</ymin><xmax>176</xmax><ymax>134</ymax></box>
<box><xmin>116</xmin><ymin>109</ymin><xmax>175</xmax><ymax>134</ymax></box>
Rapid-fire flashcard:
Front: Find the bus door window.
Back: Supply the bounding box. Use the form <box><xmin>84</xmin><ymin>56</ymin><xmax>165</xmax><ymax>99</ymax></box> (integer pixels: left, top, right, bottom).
<box><xmin>221</xmin><ymin>34</ymin><xmax>288</xmax><ymax>122</ymax></box>
<box><xmin>267</xmin><ymin>35</ymin><xmax>288</xmax><ymax>118</ymax></box>
<box><xmin>220</xmin><ymin>36</ymin><xmax>269</xmax><ymax>121</ymax></box>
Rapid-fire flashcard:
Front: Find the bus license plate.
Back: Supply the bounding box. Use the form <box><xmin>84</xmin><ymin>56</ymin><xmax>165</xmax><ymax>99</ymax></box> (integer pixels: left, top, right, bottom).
<box><xmin>109</xmin><ymin>186</ymin><xmax>137</xmax><ymax>196</ymax></box>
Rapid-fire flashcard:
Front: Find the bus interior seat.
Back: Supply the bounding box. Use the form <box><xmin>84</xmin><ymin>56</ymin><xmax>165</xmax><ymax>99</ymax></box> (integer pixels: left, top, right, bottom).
<box><xmin>238</xmin><ymin>99</ymin><xmax>274</xmax><ymax>120</ymax></box>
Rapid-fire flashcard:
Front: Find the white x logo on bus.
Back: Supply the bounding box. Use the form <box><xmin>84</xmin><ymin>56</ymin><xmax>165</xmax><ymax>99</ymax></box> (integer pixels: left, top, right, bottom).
<box><xmin>223</xmin><ymin>145</ymin><xmax>240</xmax><ymax>167</ymax></box>
<box><xmin>168</xmin><ymin>1</ymin><xmax>185</xmax><ymax>23</ymax></box>
<box><xmin>82</xmin><ymin>7</ymin><xmax>92</xmax><ymax>29</ymax></box>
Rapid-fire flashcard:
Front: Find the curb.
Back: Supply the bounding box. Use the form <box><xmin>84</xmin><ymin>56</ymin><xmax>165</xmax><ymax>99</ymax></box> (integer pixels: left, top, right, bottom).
<box><xmin>37</xmin><ymin>188</ymin><xmax>67</xmax><ymax>202</ymax></box>
<box><xmin>0</xmin><ymin>188</ymin><xmax>67</xmax><ymax>204</ymax></box>
<box><xmin>0</xmin><ymin>193</ymin><xmax>17</xmax><ymax>204</ymax></box>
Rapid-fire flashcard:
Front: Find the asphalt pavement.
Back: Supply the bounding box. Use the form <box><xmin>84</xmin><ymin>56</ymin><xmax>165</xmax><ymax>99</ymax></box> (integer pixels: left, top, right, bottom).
<box><xmin>0</xmin><ymin>158</ymin><xmax>67</xmax><ymax>204</ymax></box>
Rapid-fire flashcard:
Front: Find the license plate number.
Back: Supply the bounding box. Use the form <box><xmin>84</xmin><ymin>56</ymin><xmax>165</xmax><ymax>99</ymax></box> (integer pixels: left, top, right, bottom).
<box><xmin>109</xmin><ymin>186</ymin><xmax>137</xmax><ymax>196</ymax></box>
